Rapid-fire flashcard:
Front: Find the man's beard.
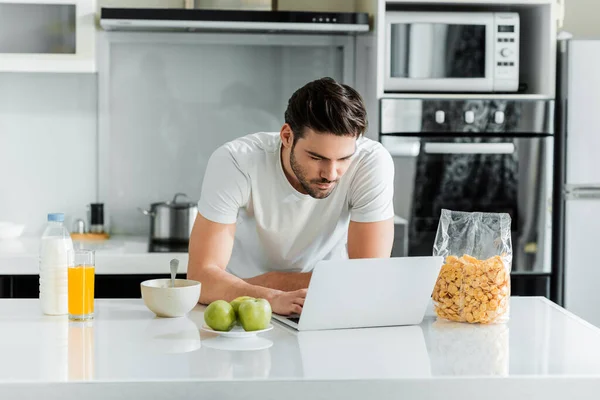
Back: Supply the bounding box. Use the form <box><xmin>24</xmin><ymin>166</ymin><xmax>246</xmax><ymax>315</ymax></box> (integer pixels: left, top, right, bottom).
<box><xmin>289</xmin><ymin>145</ymin><xmax>337</xmax><ymax>199</ymax></box>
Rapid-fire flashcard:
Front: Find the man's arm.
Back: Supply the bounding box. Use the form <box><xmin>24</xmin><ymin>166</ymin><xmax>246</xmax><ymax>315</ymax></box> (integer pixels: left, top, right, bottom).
<box><xmin>186</xmin><ymin>213</ymin><xmax>306</xmax><ymax>315</ymax></box>
<box><xmin>243</xmin><ymin>271</ymin><xmax>312</xmax><ymax>291</ymax></box>
<box><xmin>347</xmin><ymin>143</ymin><xmax>395</xmax><ymax>258</ymax></box>
<box><xmin>245</xmin><ymin>218</ymin><xmax>395</xmax><ymax>289</ymax></box>
<box><xmin>347</xmin><ymin>218</ymin><xmax>394</xmax><ymax>259</ymax></box>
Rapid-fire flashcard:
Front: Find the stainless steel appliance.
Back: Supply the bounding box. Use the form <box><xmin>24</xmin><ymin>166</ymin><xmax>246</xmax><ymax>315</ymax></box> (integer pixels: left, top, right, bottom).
<box><xmin>384</xmin><ymin>12</ymin><xmax>520</xmax><ymax>93</ymax></box>
<box><xmin>186</xmin><ymin>0</ymin><xmax>274</xmax><ymax>11</ymax></box>
<box><xmin>139</xmin><ymin>193</ymin><xmax>198</xmax><ymax>248</ymax></box>
<box><xmin>100</xmin><ymin>8</ymin><xmax>369</xmax><ymax>33</ymax></box>
<box><xmin>380</xmin><ymin>98</ymin><xmax>554</xmax><ymax>296</ymax></box>
<box><xmin>556</xmin><ymin>38</ymin><xmax>600</xmax><ymax>324</ymax></box>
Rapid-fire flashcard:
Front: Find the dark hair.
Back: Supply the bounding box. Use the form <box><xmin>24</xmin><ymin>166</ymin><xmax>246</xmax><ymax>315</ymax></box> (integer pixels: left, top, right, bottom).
<box><xmin>284</xmin><ymin>77</ymin><xmax>368</xmax><ymax>141</ymax></box>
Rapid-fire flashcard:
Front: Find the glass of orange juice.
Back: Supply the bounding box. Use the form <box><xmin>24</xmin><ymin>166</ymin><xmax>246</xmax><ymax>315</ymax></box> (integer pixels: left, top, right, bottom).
<box><xmin>68</xmin><ymin>250</ymin><xmax>95</xmax><ymax>321</ymax></box>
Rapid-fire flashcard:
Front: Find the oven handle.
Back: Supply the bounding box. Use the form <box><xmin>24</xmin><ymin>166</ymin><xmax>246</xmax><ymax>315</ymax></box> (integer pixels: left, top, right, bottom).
<box><xmin>424</xmin><ymin>142</ymin><xmax>516</xmax><ymax>155</ymax></box>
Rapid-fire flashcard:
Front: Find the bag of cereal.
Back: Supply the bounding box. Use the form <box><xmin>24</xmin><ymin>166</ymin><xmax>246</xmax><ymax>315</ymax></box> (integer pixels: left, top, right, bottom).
<box><xmin>431</xmin><ymin>209</ymin><xmax>512</xmax><ymax>324</ymax></box>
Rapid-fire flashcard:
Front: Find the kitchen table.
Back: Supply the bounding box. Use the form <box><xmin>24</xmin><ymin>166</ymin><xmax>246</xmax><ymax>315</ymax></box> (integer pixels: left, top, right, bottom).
<box><xmin>0</xmin><ymin>297</ymin><xmax>600</xmax><ymax>399</ymax></box>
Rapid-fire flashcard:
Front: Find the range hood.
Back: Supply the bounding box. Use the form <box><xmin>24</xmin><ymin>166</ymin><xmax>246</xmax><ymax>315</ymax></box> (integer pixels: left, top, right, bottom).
<box><xmin>100</xmin><ymin>8</ymin><xmax>370</xmax><ymax>34</ymax></box>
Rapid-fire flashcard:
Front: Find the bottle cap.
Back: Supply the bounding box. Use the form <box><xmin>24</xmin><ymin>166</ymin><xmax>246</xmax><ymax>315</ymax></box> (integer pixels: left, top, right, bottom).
<box><xmin>47</xmin><ymin>213</ymin><xmax>65</xmax><ymax>222</ymax></box>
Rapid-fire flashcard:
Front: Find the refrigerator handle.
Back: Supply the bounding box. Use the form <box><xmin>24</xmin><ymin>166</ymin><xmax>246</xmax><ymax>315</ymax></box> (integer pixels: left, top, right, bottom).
<box><xmin>564</xmin><ymin>186</ymin><xmax>600</xmax><ymax>200</ymax></box>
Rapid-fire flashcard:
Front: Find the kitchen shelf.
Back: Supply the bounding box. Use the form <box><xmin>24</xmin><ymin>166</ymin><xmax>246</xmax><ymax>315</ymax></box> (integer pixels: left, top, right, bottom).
<box><xmin>379</xmin><ymin>93</ymin><xmax>554</xmax><ymax>101</ymax></box>
<box><xmin>376</xmin><ymin>0</ymin><xmax>559</xmax><ymax>99</ymax></box>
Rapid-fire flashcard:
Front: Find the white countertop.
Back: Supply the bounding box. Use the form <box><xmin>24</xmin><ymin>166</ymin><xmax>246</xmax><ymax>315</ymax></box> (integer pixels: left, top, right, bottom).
<box><xmin>0</xmin><ymin>236</ymin><xmax>188</xmax><ymax>275</ymax></box>
<box><xmin>1</xmin><ymin>297</ymin><xmax>600</xmax><ymax>399</ymax></box>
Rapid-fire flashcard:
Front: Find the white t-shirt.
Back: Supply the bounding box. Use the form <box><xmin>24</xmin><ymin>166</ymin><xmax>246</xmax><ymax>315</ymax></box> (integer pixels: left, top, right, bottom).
<box><xmin>198</xmin><ymin>132</ymin><xmax>395</xmax><ymax>278</ymax></box>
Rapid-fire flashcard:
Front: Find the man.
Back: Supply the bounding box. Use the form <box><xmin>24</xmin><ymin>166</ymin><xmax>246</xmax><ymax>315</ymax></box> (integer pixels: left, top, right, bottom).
<box><xmin>187</xmin><ymin>77</ymin><xmax>395</xmax><ymax>316</ymax></box>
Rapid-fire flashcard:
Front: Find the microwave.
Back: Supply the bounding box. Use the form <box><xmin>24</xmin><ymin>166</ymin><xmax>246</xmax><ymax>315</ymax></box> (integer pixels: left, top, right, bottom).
<box><xmin>384</xmin><ymin>12</ymin><xmax>520</xmax><ymax>93</ymax></box>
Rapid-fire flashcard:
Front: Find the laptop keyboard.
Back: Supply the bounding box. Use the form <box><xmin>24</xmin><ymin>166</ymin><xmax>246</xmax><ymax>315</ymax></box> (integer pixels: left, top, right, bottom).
<box><xmin>287</xmin><ymin>317</ymin><xmax>300</xmax><ymax>324</ymax></box>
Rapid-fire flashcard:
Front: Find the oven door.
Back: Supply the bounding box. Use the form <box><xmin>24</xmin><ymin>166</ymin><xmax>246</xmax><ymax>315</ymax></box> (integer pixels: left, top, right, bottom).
<box><xmin>384</xmin><ymin>12</ymin><xmax>494</xmax><ymax>92</ymax></box>
<box><xmin>380</xmin><ymin>98</ymin><xmax>554</xmax><ymax>296</ymax></box>
<box><xmin>383</xmin><ymin>135</ymin><xmax>553</xmax><ymax>278</ymax></box>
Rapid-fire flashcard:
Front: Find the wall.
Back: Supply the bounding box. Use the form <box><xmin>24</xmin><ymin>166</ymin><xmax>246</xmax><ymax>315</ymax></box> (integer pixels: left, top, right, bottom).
<box><xmin>1</xmin><ymin>0</ymin><xmax>376</xmax><ymax>236</ymax></box>
<box><xmin>563</xmin><ymin>0</ymin><xmax>600</xmax><ymax>38</ymax></box>
<box><xmin>0</xmin><ymin>74</ymin><xmax>97</xmax><ymax>235</ymax></box>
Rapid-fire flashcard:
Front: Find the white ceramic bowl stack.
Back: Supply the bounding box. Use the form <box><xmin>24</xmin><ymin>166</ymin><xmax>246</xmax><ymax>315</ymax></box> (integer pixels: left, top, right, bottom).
<box><xmin>0</xmin><ymin>222</ymin><xmax>25</xmax><ymax>239</ymax></box>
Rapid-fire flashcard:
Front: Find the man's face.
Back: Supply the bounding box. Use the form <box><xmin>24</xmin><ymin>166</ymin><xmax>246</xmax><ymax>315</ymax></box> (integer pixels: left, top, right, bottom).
<box><xmin>289</xmin><ymin>129</ymin><xmax>357</xmax><ymax>199</ymax></box>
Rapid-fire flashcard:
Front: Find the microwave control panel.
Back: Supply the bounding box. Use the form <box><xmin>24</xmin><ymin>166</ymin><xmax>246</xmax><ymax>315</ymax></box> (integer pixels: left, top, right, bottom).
<box><xmin>493</xmin><ymin>13</ymin><xmax>520</xmax><ymax>91</ymax></box>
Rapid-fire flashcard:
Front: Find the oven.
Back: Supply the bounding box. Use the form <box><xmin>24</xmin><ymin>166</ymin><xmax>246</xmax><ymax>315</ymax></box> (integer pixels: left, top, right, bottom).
<box><xmin>380</xmin><ymin>99</ymin><xmax>554</xmax><ymax>296</ymax></box>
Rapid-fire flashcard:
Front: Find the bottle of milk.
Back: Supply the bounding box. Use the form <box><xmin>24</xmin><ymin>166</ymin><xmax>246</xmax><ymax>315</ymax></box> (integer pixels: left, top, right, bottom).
<box><xmin>39</xmin><ymin>213</ymin><xmax>73</xmax><ymax>315</ymax></box>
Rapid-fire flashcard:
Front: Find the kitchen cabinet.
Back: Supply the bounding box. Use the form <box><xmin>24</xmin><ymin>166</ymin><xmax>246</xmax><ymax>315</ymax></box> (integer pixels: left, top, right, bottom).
<box><xmin>0</xmin><ymin>274</ymin><xmax>544</xmax><ymax>299</ymax></box>
<box><xmin>0</xmin><ymin>0</ymin><xmax>96</xmax><ymax>73</ymax></box>
<box><xmin>0</xmin><ymin>274</ymin><xmax>186</xmax><ymax>299</ymax></box>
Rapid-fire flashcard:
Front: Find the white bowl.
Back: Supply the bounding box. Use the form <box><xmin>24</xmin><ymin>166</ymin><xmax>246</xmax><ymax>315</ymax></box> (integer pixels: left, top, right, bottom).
<box><xmin>0</xmin><ymin>222</ymin><xmax>25</xmax><ymax>239</ymax></box>
<box><xmin>141</xmin><ymin>279</ymin><xmax>201</xmax><ymax>318</ymax></box>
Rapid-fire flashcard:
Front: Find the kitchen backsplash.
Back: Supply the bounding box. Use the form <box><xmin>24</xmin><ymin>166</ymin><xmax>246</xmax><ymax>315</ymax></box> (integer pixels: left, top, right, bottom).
<box><xmin>104</xmin><ymin>42</ymin><xmax>345</xmax><ymax>235</ymax></box>
<box><xmin>0</xmin><ymin>73</ymin><xmax>97</xmax><ymax>235</ymax></box>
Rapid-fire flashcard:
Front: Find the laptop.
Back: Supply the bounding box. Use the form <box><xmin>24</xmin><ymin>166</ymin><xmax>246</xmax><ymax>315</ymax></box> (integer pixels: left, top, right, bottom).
<box><xmin>272</xmin><ymin>256</ymin><xmax>443</xmax><ymax>331</ymax></box>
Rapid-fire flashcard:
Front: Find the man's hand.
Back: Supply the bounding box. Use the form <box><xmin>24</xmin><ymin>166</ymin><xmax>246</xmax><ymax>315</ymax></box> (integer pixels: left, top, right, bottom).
<box><xmin>244</xmin><ymin>271</ymin><xmax>312</xmax><ymax>291</ymax></box>
<box><xmin>268</xmin><ymin>288</ymin><xmax>307</xmax><ymax>316</ymax></box>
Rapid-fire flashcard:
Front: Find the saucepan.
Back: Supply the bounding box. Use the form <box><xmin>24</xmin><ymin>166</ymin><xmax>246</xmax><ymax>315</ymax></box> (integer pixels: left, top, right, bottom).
<box><xmin>138</xmin><ymin>193</ymin><xmax>198</xmax><ymax>242</ymax></box>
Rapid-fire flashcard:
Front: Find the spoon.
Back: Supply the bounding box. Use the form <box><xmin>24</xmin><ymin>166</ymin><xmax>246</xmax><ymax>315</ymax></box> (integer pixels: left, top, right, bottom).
<box><xmin>170</xmin><ymin>258</ymin><xmax>179</xmax><ymax>288</ymax></box>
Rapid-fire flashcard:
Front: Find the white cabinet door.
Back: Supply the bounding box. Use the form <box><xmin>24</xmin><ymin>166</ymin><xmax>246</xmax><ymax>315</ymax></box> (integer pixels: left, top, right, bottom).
<box><xmin>564</xmin><ymin>198</ymin><xmax>600</xmax><ymax>327</ymax></box>
<box><xmin>566</xmin><ymin>40</ymin><xmax>600</xmax><ymax>184</ymax></box>
<box><xmin>0</xmin><ymin>0</ymin><xmax>96</xmax><ymax>73</ymax></box>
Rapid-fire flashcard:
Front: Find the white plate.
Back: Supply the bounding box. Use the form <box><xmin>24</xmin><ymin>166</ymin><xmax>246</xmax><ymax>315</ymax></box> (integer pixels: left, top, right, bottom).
<box><xmin>200</xmin><ymin>324</ymin><xmax>273</xmax><ymax>339</ymax></box>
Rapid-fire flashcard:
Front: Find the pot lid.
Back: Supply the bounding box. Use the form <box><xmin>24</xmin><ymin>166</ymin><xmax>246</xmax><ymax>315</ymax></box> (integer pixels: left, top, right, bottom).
<box><xmin>151</xmin><ymin>193</ymin><xmax>197</xmax><ymax>209</ymax></box>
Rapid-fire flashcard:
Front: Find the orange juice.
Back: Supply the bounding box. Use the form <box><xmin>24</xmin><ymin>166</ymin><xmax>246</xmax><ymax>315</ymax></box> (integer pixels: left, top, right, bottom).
<box><xmin>68</xmin><ymin>265</ymin><xmax>95</xmax><ymax>318</ymax></box>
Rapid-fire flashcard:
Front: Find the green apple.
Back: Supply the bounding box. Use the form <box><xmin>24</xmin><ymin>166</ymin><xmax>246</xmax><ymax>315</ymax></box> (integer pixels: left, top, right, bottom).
<box><xmin>204</xmin><ymin>300</ymin><xmax>236</xmax><ymax>332</ymax></box>
<box><xmin>230</xmin><ymin>296</ymin><xmax>255</xmax><ymax>315</ymax></box>
<box><xmin>238</xmin><ymin>298</ymin><xmax>272</xmax><ymax>331</ymax></box>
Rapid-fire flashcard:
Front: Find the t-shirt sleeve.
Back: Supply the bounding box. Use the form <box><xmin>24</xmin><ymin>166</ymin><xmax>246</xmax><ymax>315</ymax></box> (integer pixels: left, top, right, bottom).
<box><xmin>349</xmin><ymin>145</ymin><xmax>395</xmax><ymax>223</ymax></box>
<box><xmin>197</xmin><ymin>145</ymin><xmax>250</xmax><ymax>224</ymax></box>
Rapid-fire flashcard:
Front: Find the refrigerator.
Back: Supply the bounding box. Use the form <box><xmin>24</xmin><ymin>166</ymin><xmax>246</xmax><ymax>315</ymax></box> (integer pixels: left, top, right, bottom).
<box><xmin>558</xmin><ymin>38</ymin><xmax>600</xmax><ymax>327</ymax></box>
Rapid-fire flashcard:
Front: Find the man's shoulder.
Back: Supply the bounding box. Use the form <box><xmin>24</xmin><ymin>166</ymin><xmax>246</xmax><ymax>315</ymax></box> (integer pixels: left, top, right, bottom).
<box><xmin>216</xmin><ymin>132</ymin><xmax>280</xmax><ymax>161</ymax></box>
<box><xmin>209</xmin><ymin>132</ymin><xmax>279</xmax><ymax>169</ymax></box>
<box><xmin>354</xmin><ymin>136</ymin><xmax>391</xmax><ymax>163</ymax></box>
<box><xmin>345</xmin><ymin>135</ymin><xmax>394</xmax><ymax>188</ymax></box>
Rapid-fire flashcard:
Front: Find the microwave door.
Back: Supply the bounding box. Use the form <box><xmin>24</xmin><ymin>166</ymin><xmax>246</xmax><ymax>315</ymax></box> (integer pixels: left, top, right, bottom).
<box><xmin>390</xmin><ymin>24</ymin><xmax>408</xmax><ymax>78</ymax></box>
<box><xmin>405</xmin><ymin>24</ymin><xmax>450</xmax><ymax>79</ymax></box>
<box><xmin>385</xmin><ymin>14</ymin><xmax>496</xmax><ymax>92</ymax></box>
<box><xmin>392</xmin><ymin>23</ymin><xmax>475</xmax><ymax>81</ymax></box>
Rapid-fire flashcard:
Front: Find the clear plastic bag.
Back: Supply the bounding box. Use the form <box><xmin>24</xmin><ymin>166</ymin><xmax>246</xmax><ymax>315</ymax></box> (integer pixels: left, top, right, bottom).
<box><xmin>431</xmin><ymin>209</ymin><xmax>512</xmax><ymax>324</ymax></box>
